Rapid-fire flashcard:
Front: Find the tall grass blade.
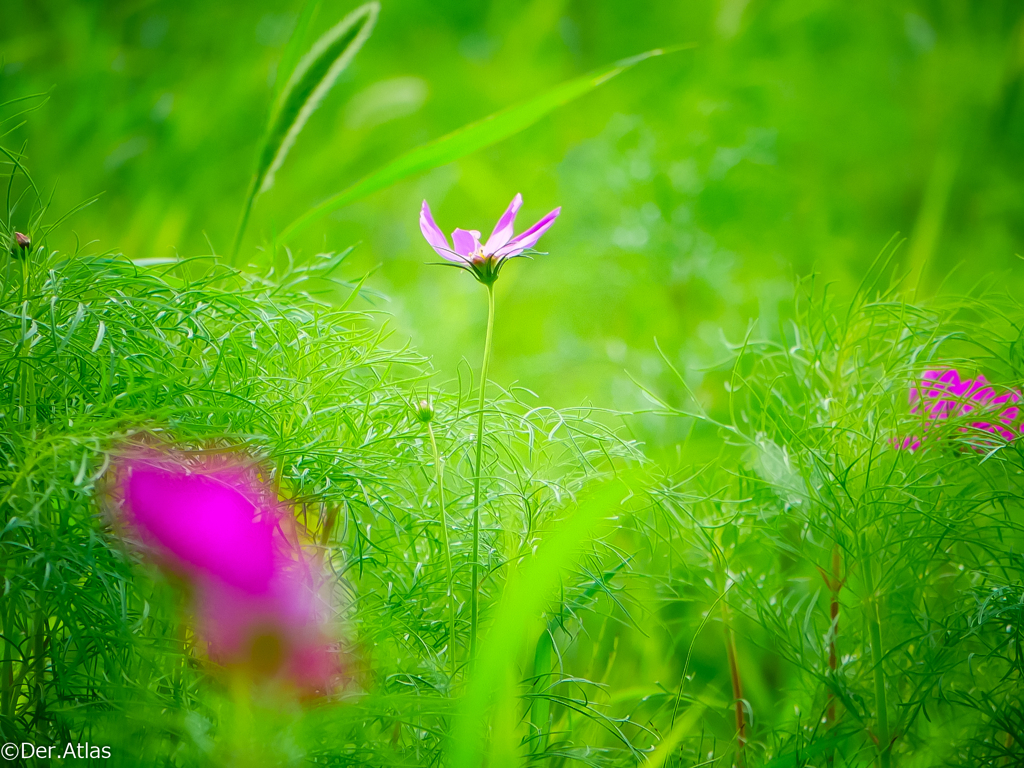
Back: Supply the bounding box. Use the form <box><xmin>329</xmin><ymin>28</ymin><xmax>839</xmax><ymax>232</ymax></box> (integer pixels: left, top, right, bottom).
<box><xmin>231</xmin><ymin>2</ymin><xmax>379</xmax><ymax>262</ymax></box>
<box><xmin>278</xmin><ymin>47</ymin><xmax>687</xmax><ymax>244</ymax></box>
<box><xmin>448</xmin><ymin>477</ymin><xmax>632</xmax><ymax>768</ymax></box>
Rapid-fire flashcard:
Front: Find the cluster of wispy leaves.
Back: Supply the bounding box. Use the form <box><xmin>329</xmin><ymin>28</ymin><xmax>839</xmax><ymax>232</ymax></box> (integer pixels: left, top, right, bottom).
<box><xmin>0</xmin><ymin>171</ymin><xmax>643</xmax><ymax>768</ymax></box>
<box><xmin>643</xmin><ymin>265</ymin><xmax>1024</xmax><ymax>767</ymax></box>
<box><xmin>0</xmin><ymin>16</ymin><xmax>662</xmax><ymax>764</ymax></box>
<box><xmin>5</xmin><ymin>6</ymin><xmax>1023</xmax><ymax>761</ymax></box>
<box><xmin>0</xmin><ymin>218</ymin><xmax>431</xmax><ymax>752</ymax></box>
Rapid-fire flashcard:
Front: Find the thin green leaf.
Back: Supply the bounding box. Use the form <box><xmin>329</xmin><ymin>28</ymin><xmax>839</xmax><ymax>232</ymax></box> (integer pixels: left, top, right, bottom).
<box><xmin>90</xmin><ymin>321</ymin><xmax>106</xmax><ymax>353</ymax></box>
<box><xmin>260</xmin><ymin>1</ymin><xmax>378</xmax><ymax>195</ymax></box>
<box><xmin>278</xmin><ymin>46</ymin><xmax>689</xmax><ymax>244</ymax></box>
<box><xmin>274</xmin><ymin>0</ymin><xmax>324</xmax><ymax>101</ymax></box>
<box><xmin>231</xmin><ymin>2</ymin><xmax>379</xmax><ymax>262</ymax></box>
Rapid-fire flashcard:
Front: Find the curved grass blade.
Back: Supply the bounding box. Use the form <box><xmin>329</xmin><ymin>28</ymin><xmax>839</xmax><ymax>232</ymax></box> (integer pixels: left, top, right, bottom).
<box><xmin>231</xmin><ymin>2</ymin><xmax>379</xmax><ymax>263</ymax></box>
<box><xmin>448</xmin><ymin>476</ymin><xmax>634</xmax><ymax>768</ymax></box>
<box><xmin>278</xmin><ymin>46</ymin><xmax>690</xmax><ymax>245</ymax></box>
<box><xmin>274</xmin><ymin>0</ymin><xmax>324</xmax><ymax>101</ymax></box>
<box><xmin>261</xmin><ymin>2</ymin><xmax>379</xmax><ymax>197</ymax></box>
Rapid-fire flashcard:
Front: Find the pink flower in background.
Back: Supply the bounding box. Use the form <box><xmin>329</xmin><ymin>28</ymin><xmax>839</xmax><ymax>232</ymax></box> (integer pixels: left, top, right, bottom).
<box><xmin>419</xmin><ymin>193</ymin><xmax>560</xmax><ymax>284</ymax></box>
<box><xmin>114</xmin><ymin>451</ymin><xmax>342</xmax><ymax>695</ymax></box>
<box><xmin>896</xmin><ymin>368</ymin><xmax>1023</xmax><ymax>451</ymax></box>
<box><xmin>123</xmin><ymin>462</ymin><xmax>278</xmax><ymax>594</ymax></box>
<box><xmin>196</xmin><ymin>557</ymin><xmax>339</xmax><ymax>692</ymax></box>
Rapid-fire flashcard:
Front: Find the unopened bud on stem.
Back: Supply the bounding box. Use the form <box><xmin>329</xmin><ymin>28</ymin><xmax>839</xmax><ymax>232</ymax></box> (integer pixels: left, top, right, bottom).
<box><xmin>12</xmin><ymin>232</ymin><xmax>30</xmax><ymax>256</ymax></box>
<box><xmin>415</xmin><ymin>399</ymin><xmax>434</xmax><ymax>423</ymax></box>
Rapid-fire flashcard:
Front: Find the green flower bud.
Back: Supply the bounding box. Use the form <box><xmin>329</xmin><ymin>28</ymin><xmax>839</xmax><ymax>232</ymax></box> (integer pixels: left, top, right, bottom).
<box><xmin>415</xmin><ymin>398</ymin><xmax>434</xmax><ymax>423</ymax></box>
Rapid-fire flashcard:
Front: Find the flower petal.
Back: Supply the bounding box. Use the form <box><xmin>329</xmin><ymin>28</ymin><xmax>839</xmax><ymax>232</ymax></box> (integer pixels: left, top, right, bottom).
<box><xmin>452</xmin><ymin>229</ymin><xmax>482</xmax><ymax>259</ymax></box>
<box><xmin>971</xmin><ymin>387</ymin><xmax>996</xmax><ymax>404</ymax></box>
<box><xmin>495</xmin><ymin>207</ymin><xmax>561</xmax><ymax>258</ymax></box>
<box><xmin>894</xmin><ymin>435</ymin><xmax>921</xmax><ymax>451</ymax></box>
<box><xmin>483</xmin><ymin>193</ymin><xmax>523</xmax><ymax>254</ymax></box>
<box><xmin>124</xmin><ymin>463</ymin><xmax>277</xmax><ymax>595</ymax></box>
<box><xmin>419</xmin><ymin>201</ymin><xmax>457</xmax><ymax>261</ymax></box>
<box><xmin>947</xmin><ymin>373</ymin><xmax>974</xmax><ymax>398</ymax></box>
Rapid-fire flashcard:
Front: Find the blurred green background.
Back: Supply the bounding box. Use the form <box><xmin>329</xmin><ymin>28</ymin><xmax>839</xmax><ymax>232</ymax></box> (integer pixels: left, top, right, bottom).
<box><xmin>4</xmin><ymin>0</ymin><xmax>1024</xmax><ymax>449</ymax></box>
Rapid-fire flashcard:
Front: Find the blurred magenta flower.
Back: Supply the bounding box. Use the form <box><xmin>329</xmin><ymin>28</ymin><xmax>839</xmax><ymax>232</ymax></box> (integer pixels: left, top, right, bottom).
<box><xmin>123</xmin><ymin>462</ymin><xmax>278</xmax><ymax>594</ymax></box>
<box><xmin>196</xmin><ymin>555</ymin><xmax>339</xmax><ymax>692</ymax></box>
<box><xmin>419</xmin><ymin>193</ymin><xmax>560</xmax><ymax>283</ymax></box>
<box><xmin>896</xmin><ymin>368</ymin><xmax>1023</xmax><ymax>451</ymax></box>
<box><xmin>114</xmin><ymin>452</ymin><xmax>343</xmax><ymax>695</ymax></box>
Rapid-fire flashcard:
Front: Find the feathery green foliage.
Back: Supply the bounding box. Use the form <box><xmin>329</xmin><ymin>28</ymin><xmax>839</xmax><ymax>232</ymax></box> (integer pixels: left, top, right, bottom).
<box><xmin>5</xmin><ymin>157</ymin><xmax>1023</xmax><ymax>767</ymax></box>
<box><xmin>2</xmin><ymin>3</ymin><xmax>1024</xmax><ymax>766</ymax></box>
<box><xmin>1</xmin><ymin>156</ymin><xmax>652</xmax><ymax>765</ymax></box>
<box><xmin>642</xmin><ymin>270</ymin><xmax>1024</xmax><ymax>766</ymax></box>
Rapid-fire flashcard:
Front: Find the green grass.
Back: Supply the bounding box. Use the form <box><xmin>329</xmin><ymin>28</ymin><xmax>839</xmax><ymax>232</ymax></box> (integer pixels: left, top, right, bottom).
<box><xmin>4</xmin><ymin>190</ymin><xmax>1022</xmax><ymax>765</ymax></box>
<box><xmin>2</xmin><ymin>2</ymin><xmax>1024</xmax><ymax>766</ymax></box>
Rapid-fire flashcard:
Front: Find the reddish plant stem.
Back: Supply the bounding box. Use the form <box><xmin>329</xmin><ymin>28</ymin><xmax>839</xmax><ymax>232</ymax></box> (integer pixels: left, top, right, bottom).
<box><xmin>824</xmin><ymin>544</ymin><xmax>843</xmax><ymax>768</ymax></box>
<box><xmin>318</xmin><ymin>503</ymin><xmax>339</xmax><ymax>547</ymax></box>
<box><xmin>827</xmin><ymin>544</ymin><xmax>841</xmax><ymax>725</ymax></box>
<box><xmin>722</xmin><ymin>599</ymin><xmax>747</xmax><ymax>766</ymax></box>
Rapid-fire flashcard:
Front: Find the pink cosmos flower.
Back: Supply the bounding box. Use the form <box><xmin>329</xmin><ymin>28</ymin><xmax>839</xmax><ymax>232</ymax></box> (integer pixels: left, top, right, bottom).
<box><xmin>896</xmin><ymin>368</ymin><xmax>1023</xmax><ymax>451</ymax></box>
<box><xmin>419</xmin><ymin>193</ymin><xmax>560</xmax><ymax>284</ymax></box>
<box><xmin>122</xmin><ymin>462</ymin><xmax>278</xmax><ymax>594</ymax></box>
<box><xmin>195</xmin><ymin>554</ymin><xmax>340</xmax><ymax>693</ymax></box>
<box><xmin>113</xmin><ymin>451</ymin><xmax>343</xmax><ymax>695</ymax></box>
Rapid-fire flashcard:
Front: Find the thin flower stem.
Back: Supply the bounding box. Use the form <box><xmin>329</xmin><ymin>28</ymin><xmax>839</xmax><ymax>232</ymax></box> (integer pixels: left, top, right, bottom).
<box><xmin>470</xmin><ymin>282</ymin><xmax>495</xmax><ymax>659</ymax></box>
<box><xmin>173</xmin><ymin>611</ymin><xmax>188</xmax><ymax>704</ymax></box>
<box><xmin>228</xmin><ymin>669</ymin><xmax>252</xmax><ymax>762</ymax></box>
<box><xmin>861</xmin><ymin>534</ymin><xmax>892</xmax><ymax>768</ymax></box>
<box><xmin>426</xmin><ymin>421</ymin><xmax>457</xmax><ymax>678</ymax></box>
<box><xmin>19</xmin><ymin>256</ymin><xmax>30</xmax><ymax>428</ymax></box>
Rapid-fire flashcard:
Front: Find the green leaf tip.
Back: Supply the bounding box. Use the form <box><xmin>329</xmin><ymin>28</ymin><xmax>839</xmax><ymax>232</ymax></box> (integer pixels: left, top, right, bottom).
<box><xmin>231</xmin><ymin>1</ymin><xmax>379</xmax><ymax>263</ymax></box>
<box><xmin>259</xmin><ymin>1</ymin><xmax>380</xmax><ymax>195</ymax></box>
